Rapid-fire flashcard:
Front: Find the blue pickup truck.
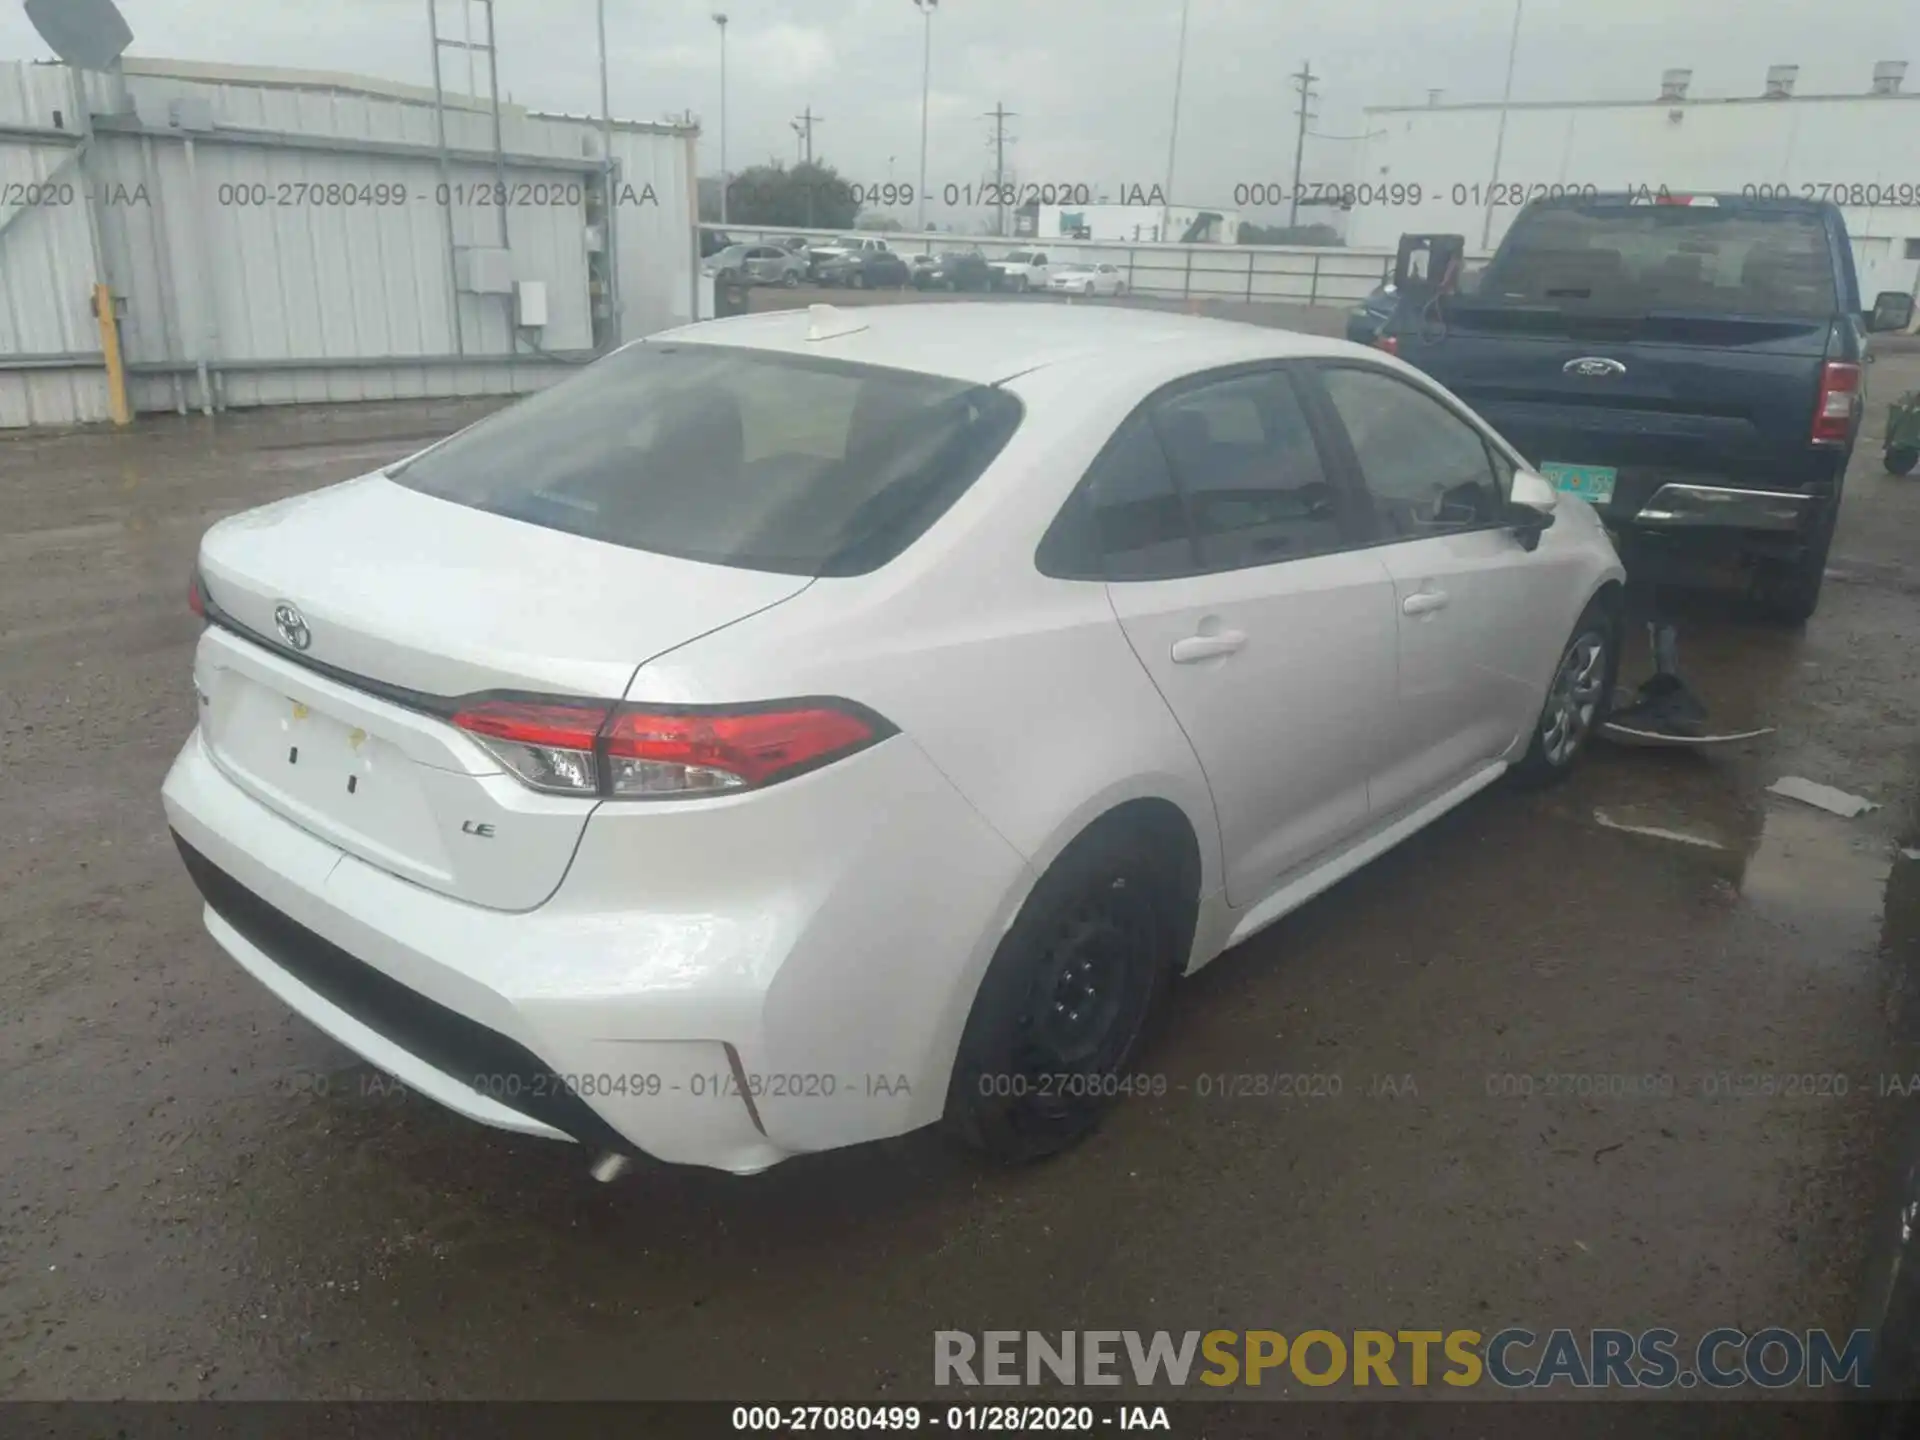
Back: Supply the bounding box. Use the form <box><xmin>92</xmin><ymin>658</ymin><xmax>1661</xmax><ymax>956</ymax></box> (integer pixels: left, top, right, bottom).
<box><xmin>1377</xmin><ymin>193</ymin><xmax>1915</xmax><ymax>622</ymax></box>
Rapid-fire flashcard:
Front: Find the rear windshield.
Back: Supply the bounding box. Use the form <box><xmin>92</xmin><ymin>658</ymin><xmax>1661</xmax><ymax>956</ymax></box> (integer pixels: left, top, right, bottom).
<box><xmin>1476</xmin><ymin>204</ymin><xmax>1837</xmax><ymax>317</ymax></box>
<box><xmin>388</xmin><ymin>344</ymin><xmax>1023</xmax><ymax>576</ymax></box>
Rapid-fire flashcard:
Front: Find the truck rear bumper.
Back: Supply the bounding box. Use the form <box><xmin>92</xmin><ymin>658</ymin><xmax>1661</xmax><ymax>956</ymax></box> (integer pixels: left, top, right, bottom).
<box><xmin>1631</xmin><ymin>484</ymin><xmax>1813</xmax><ymax>533</ymax></box>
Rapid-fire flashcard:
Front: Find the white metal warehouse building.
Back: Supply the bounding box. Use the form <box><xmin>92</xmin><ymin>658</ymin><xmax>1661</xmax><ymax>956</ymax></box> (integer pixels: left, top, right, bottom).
<box><xmin>0</xmin><ymin>57</ymin><xmax>698</xmax><ymax>428</ymax></box>
<box><xmin>1345</xmin><ymin>61</ymin><xmax>1920</xmax><ymax>301</ymax></box>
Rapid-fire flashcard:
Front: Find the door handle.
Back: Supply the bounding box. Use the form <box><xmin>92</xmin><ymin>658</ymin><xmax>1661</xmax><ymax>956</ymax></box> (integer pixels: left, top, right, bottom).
<box><xmin>1401</xmin><ymin>590</ymin><xmax>1450</xmax><ymax>616</ymax></box>
<box><xmin>1170</xmin><ymin>631</ymin><xmax>1247</xmax><ymax>663</ymax></box>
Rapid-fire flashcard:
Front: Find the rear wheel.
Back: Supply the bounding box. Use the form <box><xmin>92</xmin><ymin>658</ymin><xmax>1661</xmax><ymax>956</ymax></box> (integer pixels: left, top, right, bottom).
<box><xmin>781</xmin><ymin>270</ymin><xmax>799</xmax><ymax>288</ymax></box>
<box><xmin>1513</xmin><ymin>597</ymin><xmax>1618</xmax><ymax>786</ymax></box>
<box><xmin>1888</xmin><ymin>447</ymin><xmax>1919</xmax><ymax>476</ymax></box>
<box><xmin>946</xmin><ymin>820</ymin><xmax>1189</xmax><ymax>1163</ymax></box>
<box><xmin>1750</xmin><ymin>503</ymin><xmax>1836</xmax><ymax>625</ymax></box>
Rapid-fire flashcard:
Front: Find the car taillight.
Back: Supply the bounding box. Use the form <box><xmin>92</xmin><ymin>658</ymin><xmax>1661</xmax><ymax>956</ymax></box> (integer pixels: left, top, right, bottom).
<box><xmin>188</xmin><ymin>570</ymin><xmax>206</xmax><ymax>619</ymax></box>
<box><xmin>451</xmin><ymin>697</ymin><xmax>889</xmax><ymax>799</ymax></box>
<box><xmin>1373</xmin><ymin>335</ymin><xmax>1400</xmax><ymax>357</ymax></box>
<box><xmin>1811</xmin><ymin>361</ymin><xmax>1860</xmax><ymax>445</ymax></box>
<box><xmin>452</xmin><ymin>699</ymin><xmax>610</xmax><ymax>795</ymax></box>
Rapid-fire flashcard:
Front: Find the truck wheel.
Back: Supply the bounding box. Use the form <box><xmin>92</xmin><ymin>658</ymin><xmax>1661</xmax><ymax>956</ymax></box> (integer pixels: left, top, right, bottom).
<box><xmin>1887</xmin><ymin>447</ymin><xmax>1919</xmax><ymax>476</ymax></box>
<box><xmin>1751</xmin><ymin>505</ymin><xmax>1836</xmax><ymax>625</ymax></box>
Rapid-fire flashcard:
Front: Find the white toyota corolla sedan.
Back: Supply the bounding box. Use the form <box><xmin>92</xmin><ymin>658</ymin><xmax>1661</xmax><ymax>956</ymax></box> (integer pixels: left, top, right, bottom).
<box><xmin>163</xmin><ymin>302</ymin><xmax>1624</xmax><ymax>1175</ymax></box>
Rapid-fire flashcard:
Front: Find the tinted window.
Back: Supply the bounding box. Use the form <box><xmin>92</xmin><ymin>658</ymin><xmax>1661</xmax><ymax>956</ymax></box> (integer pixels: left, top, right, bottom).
<box><xmin>1481</xmin><ymin>204</ymin><xmax>1837</xmax><ymax>316</ymax></box>
<box><xmin>1152</xmin><ymin>371</ymin><xmax>1346</xmax><ymax>569</ymax></box>
<box><xmin>1081</xmin><ymin>414</ymin><xmax>1195</xmax><ymax>581</ymax></box>
<box><xmin>389</xmin><ymin>344</ymin><xmax>1022</xmax><ymax>577</ymax></box>
<box><xmin>1319</xmin><ymin>367</ymin><xmax>1501</xmax><ymax>538</ymax></box>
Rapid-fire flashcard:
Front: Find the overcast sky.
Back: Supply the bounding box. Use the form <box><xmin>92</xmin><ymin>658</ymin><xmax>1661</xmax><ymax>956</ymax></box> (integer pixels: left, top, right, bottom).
<box><xmin>2</xmin><ymin>0</ymin><xmax>1914</xmax><ymax>222</ymax></box>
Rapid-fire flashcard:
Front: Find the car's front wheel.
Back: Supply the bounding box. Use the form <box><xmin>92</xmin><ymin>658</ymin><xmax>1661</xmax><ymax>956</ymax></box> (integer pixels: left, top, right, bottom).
<box><xmin>1513</xmin><ymin>597</ymin><xmax>1618</xmax><ymax>786</ymax></box>
<box><xmin>946</xmin><ymin>819</ymin><xmax>1189</xmax><ymax>1163</ymax></box>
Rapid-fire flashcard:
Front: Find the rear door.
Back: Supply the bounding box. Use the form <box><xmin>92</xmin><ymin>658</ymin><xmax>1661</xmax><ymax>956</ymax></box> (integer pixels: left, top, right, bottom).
<box><xmin>1096</xmin><ymin>366</ymin><xmax>1397</xmax><ymax>906</ymax></box>
<box><xmin>1304</xmin><ymin>362</ymin><xmax>1571</xmax><ymax>817</ymax></box>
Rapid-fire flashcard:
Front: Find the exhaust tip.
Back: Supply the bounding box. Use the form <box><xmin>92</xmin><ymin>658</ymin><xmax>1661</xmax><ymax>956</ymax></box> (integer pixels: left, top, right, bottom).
<box><xmin>589</xmin><ymin>1151</ymin><xmax>633</xmax><ymax>1184</ymax></box>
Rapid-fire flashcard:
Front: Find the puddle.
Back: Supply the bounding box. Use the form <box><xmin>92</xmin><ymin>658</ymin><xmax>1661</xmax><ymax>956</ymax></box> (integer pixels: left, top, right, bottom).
<box><xmin>1739</xmin><ymin>803</ymin><xmax>1893</xmax><ymax>958</ymax></box>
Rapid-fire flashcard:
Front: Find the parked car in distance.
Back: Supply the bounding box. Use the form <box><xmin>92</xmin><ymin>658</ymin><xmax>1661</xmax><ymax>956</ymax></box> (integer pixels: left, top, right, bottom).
<box><xmin>818</xmin><ymin>248</ymin><xmax>913</xmax><ymax>289</ymax></box>
<box><xmin>698</xmin><ymin>229</ymin><xmax>735</xmax><ymax>259</ymax></box>
<box><xmin>1383</xmin><ymin>192</ymin><xmax>1917</xmax><ymax>622</ymax></box>
<box><xmin>915</xmin><ymin>250</ymin><xmax>995</xmax><ymax>292</ymax></box>
<box><xmin>165</xmin><ymin>302</ymin><xmax>1625</xmax><ymax>1177</ymax></box>
<box><xmin>808</xmin><ymin>234</ymin><xmax>894</xmax><ymax>274</ymax></box>
<box><xmin>1047</xmin><ymin>263</ymin><xmax>1128</xmax><ymax>297</ymax></box>
<box><xmin>990</xmin><ymin>250</ymin><xmax>1054</xmax><ymax>292</ymax></box>
<box><xmin>703</xmin><ymin>244</ymin><xmax>807</xmax><ymax>287</ymax></box>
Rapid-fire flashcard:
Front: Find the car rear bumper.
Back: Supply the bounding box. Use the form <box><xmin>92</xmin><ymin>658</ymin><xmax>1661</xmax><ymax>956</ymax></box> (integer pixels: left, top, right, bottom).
<box><xmin>162</xmin><ymin>726</ymin><xmax>1031</xmax><ymax>1174</ymax></box>
<box><xmin>1630</xmin><ymin>483</ymin><xmax>1814</xmax><ymax>533</ymax></box>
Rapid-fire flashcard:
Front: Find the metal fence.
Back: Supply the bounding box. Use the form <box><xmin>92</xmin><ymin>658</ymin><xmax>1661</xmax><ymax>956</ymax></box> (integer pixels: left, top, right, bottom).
<box><xmin>700</xmin><ymin>223</ymin><xmax>1432</xmax><ymax>309</ymax></box>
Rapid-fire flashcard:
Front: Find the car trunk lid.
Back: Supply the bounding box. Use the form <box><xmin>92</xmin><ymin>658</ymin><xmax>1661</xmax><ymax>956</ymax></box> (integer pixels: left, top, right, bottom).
<box><xmin>195</xmin><ymin>475</ymin><xmax>809</xmax><ymax>910</ymax></box>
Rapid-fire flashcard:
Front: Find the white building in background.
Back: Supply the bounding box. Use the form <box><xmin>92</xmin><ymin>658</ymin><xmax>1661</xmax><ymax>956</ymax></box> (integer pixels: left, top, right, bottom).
<box><xmin>1018</xmin><ymin>202</ymin><xmax>1242</xmax><ymax>245</ymax></box>
<box><xmin>1345</xmin><ymin>60</ymin><xmax>1920</xmax><ymax>298</ymax></box>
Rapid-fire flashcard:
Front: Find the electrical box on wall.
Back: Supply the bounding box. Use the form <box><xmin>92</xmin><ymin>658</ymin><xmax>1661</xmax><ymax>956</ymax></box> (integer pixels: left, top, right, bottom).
<box><xmin>514</xmin><ymin>280</ymin><xmax>549</xmax><ymax>329</ymax></box>
<box><xmin>455</xmin><ymin>247</ymin><xmax>514</xmax><ymax>295</ymax></box>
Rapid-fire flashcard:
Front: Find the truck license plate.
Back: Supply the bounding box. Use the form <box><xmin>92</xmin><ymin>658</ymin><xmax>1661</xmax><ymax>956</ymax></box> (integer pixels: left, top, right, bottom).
<box><xmin>1541</xmin><ymin>462</ymin><xmax>1617</xmax><ymax>505</ymax></box>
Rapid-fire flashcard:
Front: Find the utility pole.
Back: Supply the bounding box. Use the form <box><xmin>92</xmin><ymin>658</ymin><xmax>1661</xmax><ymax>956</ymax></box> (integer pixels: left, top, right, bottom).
<box><xmin>712</xmin><ymin>13</ymin><xmax>729</xmax><ymax>224</ymax></box>
<box><xmin>1162</xmin><ymin>0</ymin><xmax>1192</xmax><ymax>242</ymax></box>
<box><xmin>1288</xmin><ymin>60</ymin><xmax>1320</xmax><ymax>229</ymax></box>
<box><xmin>1481</xmin><ymin>0</ymin><xmax>1524</xmax><ymax>250</ymax></box>
<box><xmin>985</xmin><ymin>103</ymin><xmax>1016</xmax><ymax>236</ymax></box>
<box><xmin>913</xmin><ymin>0</ymin><xmax>938</xmax><ymax>232</ymax></box>
<box><xmin>792</xmin><ymin>107</ymin><xmax>822</xmax><ymax>226</ymax></box>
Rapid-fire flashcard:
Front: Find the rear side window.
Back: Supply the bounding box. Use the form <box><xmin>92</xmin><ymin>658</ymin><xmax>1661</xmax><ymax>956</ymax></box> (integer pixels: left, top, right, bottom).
<box><xmin>1482</xmin><ymin>204</ymin><xmax>1838</xmax><ymax>316</ymax></box>
<box><xmin>1081</xmin><ymin>414</ymin><xmax>1195</xmax><ymax>581</ymax></box>
<box><xmin>1153</xmin><ymin>371</ymin><xmax>1347</xmax><ymax>569</ymax></box>
<box><xmin>388</xmin><ymin>344</ymin><xmax>1022</xmax><ymax>577</ymax></box>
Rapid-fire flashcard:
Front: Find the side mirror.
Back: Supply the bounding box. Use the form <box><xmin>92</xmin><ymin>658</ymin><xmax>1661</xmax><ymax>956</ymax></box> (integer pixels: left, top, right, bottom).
<box><xmin>1869</xmin><ymin>291</ymin><xmax>1915</xmax><ymax>334</ymax></box>
<box><xmin>1505</xmin><ymin>469</ymin><xmax>1559</xmax><ymax>552</ymax></box>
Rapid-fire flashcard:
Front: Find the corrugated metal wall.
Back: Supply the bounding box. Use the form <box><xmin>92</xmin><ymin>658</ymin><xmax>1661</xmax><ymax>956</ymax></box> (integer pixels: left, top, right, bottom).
<box><xmin>0</xmin><ymin>62</ymin><xmax>111</xmax><ymax>426</ymax></box>
<box><xmin>0</xmin><ymin>60</ymin><xmax>697</xmax><ymax>429</ymax></box>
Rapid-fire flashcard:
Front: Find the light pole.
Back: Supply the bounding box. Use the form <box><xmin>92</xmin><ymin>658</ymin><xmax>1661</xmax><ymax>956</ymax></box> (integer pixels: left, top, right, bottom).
<box><xmin>1162</xmin><ymin>0</ymin><xmax>1191</xmax><ymax>242</ymax></box>
<box><xmin>914</xmin><ymin>0</ymin><xmax>937</xmax><ymax>232</ymax></box>
<box><xmin>1481</xmin><ymin>0</ymin><xmax>1523</xmax><ymax>250</ymax></box>
<box><xmin>712</xmin><ymin>13</ymin><xmax>729</xmax><ymax>225</ymax></box>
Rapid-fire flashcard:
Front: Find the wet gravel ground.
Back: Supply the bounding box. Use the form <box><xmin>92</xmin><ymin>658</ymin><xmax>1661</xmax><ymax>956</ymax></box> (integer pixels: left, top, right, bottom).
<box><xmin>2</xmin><ymin>331</ymin><xmax>1919</xmax><ymax>1409</ymax></box>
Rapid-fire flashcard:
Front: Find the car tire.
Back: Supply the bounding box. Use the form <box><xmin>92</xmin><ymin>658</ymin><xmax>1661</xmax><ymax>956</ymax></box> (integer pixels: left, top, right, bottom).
<box><xmin>1888</xmin><ymin>447</ymin><xmax>1919</xmax><ymax>477</ymax></box>
<box><xmin>852</xmin><ymin>273</ymin><xmax>866</xmax><ymax>290</ymax></box>
<box><xmin>1750</xmin><ymin>502</ymin><xmax>1836</xmax><ymax>625</ymax></box>
<box><xmin>782</xmin><ymin>271</ymin><xmax>799</xmax><ymax>288</ymax></box>
<box><xmin>945</xmin><ymin>817</ymin><xmax>1191</xmax><ymax>1164</ymax></box>
<box><xmin>1017</xmin><ymin>276</ymin><xmax>1029</xmax><ymax>294</ymax></box>
<box><xmin>1512</xmin><ymin>595</ymin><xmax>1619</xmax><ymax>787</ymax></box>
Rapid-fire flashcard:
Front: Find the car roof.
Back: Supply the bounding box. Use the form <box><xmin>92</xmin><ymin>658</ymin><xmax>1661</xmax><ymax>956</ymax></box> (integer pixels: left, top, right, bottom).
<box><xmin>651</xmin><ymin>302</ymin><xmax>1354</xmax><ymax>385</ymax></box>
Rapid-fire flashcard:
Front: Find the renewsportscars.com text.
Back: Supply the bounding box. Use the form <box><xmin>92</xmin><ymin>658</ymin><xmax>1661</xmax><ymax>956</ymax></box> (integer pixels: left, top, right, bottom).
<box><xmin>933</xmin><ymin>1328</ymin><xmax>1873</xmax><ymax>1390</ymax></box>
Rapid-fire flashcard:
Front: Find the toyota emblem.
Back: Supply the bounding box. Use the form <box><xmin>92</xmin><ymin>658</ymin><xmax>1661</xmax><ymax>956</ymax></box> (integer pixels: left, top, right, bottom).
<box><xmin>1564</xmin><ymin>356</ymin><xmax>1627</xmax><ymax>378</ymax></box>
<box><xmin>273</xmin><ymin>602</ymin><xmax>313</xmax><ymax>651</ymax></box>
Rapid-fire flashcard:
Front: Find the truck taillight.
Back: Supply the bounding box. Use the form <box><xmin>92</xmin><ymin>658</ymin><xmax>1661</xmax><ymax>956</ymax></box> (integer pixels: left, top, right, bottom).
<box><xmin>451</xmin><ymin>697</ymin><xmax>892</xmax><ymax>799</ymax></box>
<box><xmin>188</xmin><ymin>570</ymin><xmax>206</xmax><ymax>619</ymax></box>
<box><xmin>1811</xmin><ymin>361</ymin><xmax>1860</xmax><ymax>445</ymax></box>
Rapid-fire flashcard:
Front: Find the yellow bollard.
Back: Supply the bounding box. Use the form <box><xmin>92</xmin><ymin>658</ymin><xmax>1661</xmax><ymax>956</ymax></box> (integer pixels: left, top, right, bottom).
<box><xmin>93</xmin><ymin>283</ymin><xmax>132</xmax><ymax>427</ymax></box>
